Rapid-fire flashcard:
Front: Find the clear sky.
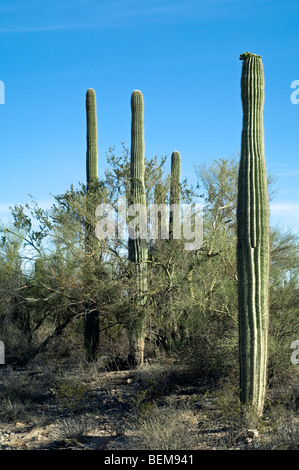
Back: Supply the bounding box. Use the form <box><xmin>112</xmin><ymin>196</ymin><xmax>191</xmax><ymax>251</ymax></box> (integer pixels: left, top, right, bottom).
<box><xmin>1</xmin><ymin>0</ymin><xmax>299</xmax><ymax>233</ymax></box>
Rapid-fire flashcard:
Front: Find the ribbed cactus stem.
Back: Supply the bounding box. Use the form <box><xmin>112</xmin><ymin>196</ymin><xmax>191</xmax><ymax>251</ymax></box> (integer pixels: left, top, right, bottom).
<box><xmin>84</xmin><ymin>88</ymin><xmax>99</xmax><ymax>362</ymax></box>
<box><xmin>128</xmin><ymin>90</ymin><xmax>148</xmax><ymax>367</ymax></box>
<box><xmin>169</xmin><ymin>151</ymin><xmax>181</xmax><ymax>240</ymax></box>
<box><xmin>85</xmin><ymin>88</ymin><xmax>99</xmax><ymax>255</ymax></box>
<box><xmin>130</xmin><ymin>91</ymin><xmax>145</xmax><ymax>190</ymax></box>
<box><xmin>86</xmin><ymin>88</ymin><xmax>98</xmax><ymax>187</ymax></box>
<box><xmin>154</xmin><ymin>182</ymin><xmax>167</xmax><ymax>205</ymax></box>
<box><xmin>170</xmin><ymin>151</ymin><xmax>181</xmax><ymax>205</ymax></box>
<box><xmin>154</xmin><ymin>182</ymin><xmax>167</xmax><ymax>240</ymax></box>
<box><xmin>237</xmin><ymin>53</ymin><xmax>270</xmax><ymax>416</ymax></box>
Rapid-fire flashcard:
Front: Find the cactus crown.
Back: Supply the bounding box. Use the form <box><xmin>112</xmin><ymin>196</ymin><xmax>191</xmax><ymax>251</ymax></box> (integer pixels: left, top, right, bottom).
<box><xmin>239</xmin><ymin>51</ymin><xmax>261</xmax><ymax>60</ymax></box>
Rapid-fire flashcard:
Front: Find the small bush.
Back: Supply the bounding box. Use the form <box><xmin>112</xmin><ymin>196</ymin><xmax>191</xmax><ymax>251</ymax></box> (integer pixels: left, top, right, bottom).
<box><xmin>0</xmin><ymin>368</ymin><xmax>49</xmax><ymax>423</ymax></box>
<box><xmin>130</xmin><ymin>388</ymin><xmax>158</xmax><ymax>421</ymax></box>
<box><xmin>122</xmin><ymin>405</ymin><xmax>199</xmax><ymax>450</ymax></box>
<box><xmin>56</xmin><ymin>415</ymin><xmax>96</xmax><ymax>441</ymax></box>
<box><xmin>259</xmin><ymin>404</ymin><xmax>299</xmax><ymax>450</ymax></box>
<box><xmin>55</xmin><ymin>379</ymin><xmax>90</xmax><ymax>413</ymax></box>
<box><xmin>0</xmin><ymin>396</ymin><xmax>29</xmax><ymax>423</ymax></box>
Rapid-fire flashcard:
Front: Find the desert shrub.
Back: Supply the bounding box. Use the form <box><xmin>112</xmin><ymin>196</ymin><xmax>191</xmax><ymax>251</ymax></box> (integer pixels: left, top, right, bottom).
<box><xmin>56</xmin><ymin>415</ymin><xmax>96</xmax><ymax>441</ymax></box>
<box><xmin>133</xmin><ymin>361</ymin><xmax>204</xmax><ymax>403</ymax></box>
<box><xmin>122</xmin><ymin>404</ymin><xmax>199</xmax><ymax>450</ymax></box>
<box><xmin>129</xmin><ymin>388</ymin><xmax>158</xmax><ymax>421</ymax></box>
<box><xmin>259</xmin><ymin>404</ymin><xmax>299</xmax><ymax>450</ymax></box>
<box><xmin>0</xmin><ymin>368</ymin><xmax>49</xmax><ymax>423</ymax></box>
<box><xmin>55</xmin><ymin>379</ymin><xmax>90</xmax><ymax>413</ymax></box>
<box><xmin>0</xmin><ymin>396</ymin><xmax>29</xmax><ymax>423</ymax></box>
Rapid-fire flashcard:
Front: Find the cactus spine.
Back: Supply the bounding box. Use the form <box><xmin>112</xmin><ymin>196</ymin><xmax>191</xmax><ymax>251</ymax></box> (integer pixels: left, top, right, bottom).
<box><xmin>169</xmin><ymin>151</ymin><xmax>181</xmax><ymax>240</ymax></box>
<box><xmin>84</xmin><ymin>88</ymin><xmax>99</xmax><ymax>362</ymax></box>
<box><xmin>237</xmin><ymin>53</ymin><xmax>270</xmax><ymax>416</ymax></box>
<box><xmin>128</xmin><ymin>90</ymin><xmax>148</xmax><ymax>367</ymax></box>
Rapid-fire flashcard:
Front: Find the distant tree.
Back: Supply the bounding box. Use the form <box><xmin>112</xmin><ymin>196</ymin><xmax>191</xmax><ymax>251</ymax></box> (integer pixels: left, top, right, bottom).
<box><xmin>268</xmin><ymin>227</ymin><xmax>299</xmax><ymax>386</ymax></box>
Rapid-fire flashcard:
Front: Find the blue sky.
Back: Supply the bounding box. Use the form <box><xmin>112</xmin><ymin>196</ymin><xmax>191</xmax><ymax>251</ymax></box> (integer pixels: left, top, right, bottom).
<box><xmin>1</xmin><ymin>0</ymin><xmax>299</xmax><ymax>233</ymax></box>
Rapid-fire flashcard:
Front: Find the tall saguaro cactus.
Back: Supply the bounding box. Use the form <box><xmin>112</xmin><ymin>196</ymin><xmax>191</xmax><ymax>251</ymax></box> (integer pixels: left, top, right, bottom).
<box><xmin>154</xmin><ymin>182</ymin><xmax>167</xmax><ymax>241</ymax></box>
<box><xmin>237</xmin><ymin>53</ymin><xmax>270</xmax><ymax>416</ymax></box>
<box><xmin>86</xmin><ymin>88</ymin><xmax>98</xmax><ymax>187</ymax></box>
<box><xmin>169</xmin><ymin>151</ymin><xmax>181</xmax><ymax>240</ymax></box>
<box><xmin>128</xmin><ymin>90</ymin><xmax>148</xmax><ymax>367</ymax></box>
<box><xmin>168</xmin><ymin>151</ymin><xmax>182</xmax><ymax>345</ymax></box>
<box><xmin>84</xmin><ymin>88</ymin><xmax>99</xmax><ymax>362</ymax></box>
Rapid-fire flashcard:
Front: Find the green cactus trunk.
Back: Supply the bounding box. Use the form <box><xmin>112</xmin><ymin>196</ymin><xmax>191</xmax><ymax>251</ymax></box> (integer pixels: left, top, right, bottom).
<box><xmin>154</xmin><ymin>182</ymin><xmax>167</xmax><ymax>241</ymax></box>
<box><xmin>169</xmin><ymin>151</ymin><xmax>181</xmax><ymax>241</ymax></box>
<box><xmin>86</xmin><ymin>88</ymin><xmax>98</xmax><ymax>187</ymax></box>
<box><xmin>84</xmin><ymin>88</ymin><xmax>99</xmax><ymax>362</ymax></box>
<box><xmin>168</xmin><ymin>151</ymin><xmax>181</xmax><ymax>345</ymax></box>
<box><xmin>128</xmin><ymin>90</ymin><xmax>148</xmax><ymax>368</ymax></box>
<box><xmin>237</xmin><ymin>53</ymin><xmax>270</xmax><ymax>416</ymax></box>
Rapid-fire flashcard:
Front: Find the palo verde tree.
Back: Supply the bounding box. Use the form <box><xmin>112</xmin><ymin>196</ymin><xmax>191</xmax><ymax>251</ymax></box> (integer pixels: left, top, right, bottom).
<box><xmin>237</xmin><ymin>52</ymin><xmax>270</xmax><ymax>416</ymax></box>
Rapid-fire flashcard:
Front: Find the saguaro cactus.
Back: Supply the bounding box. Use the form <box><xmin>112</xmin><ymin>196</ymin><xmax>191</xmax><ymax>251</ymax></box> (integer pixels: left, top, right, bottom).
<box><xmin>169</xmin><ymin>151</ymin><xmax>181</xmax><ymax>241</ymax></box>
<box><xmin>154</xmin><ymin>182</ymin><xmax>167</xmax><ymax>240</ymax></box>
<box><xmin>166</xmin><ymin>151</ymin><xmax>182</xmax><ymax>346</ymax></box>
<box><xmin>237</xmin><ymin>53</ymin><xmax>270</xmax><ymax>416</ymax></box>
<box><xmin>84</xmin><ymin>88</ymin><xmax>99</xmax><ymax>362</ymax></box>
<box><xmin>128</xmin><ymin>90</ymin><xmax>148</xmax><ymax>367</ymax></box>
<box><xmin>86</xmin><ymin>88</ymin><xmax>98</xmax><ymax>187</ymax></box>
